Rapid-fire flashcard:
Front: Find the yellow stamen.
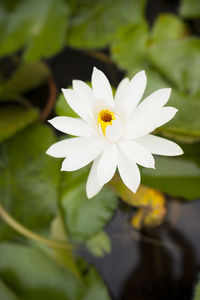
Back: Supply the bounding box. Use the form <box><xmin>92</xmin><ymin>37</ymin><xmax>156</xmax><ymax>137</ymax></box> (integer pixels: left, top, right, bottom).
<box><xmin>98</xmin><ymin>109</ymin><xmax>115</xmax><ymax>135</ymax></box>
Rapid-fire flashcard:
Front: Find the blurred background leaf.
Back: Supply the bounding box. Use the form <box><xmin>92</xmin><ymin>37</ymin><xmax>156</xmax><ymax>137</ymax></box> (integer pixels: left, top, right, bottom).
<box><xmin>86</xmin><ymin>230</ymin><xmax>111</xmax><ymax>257</ymax></box>
<box><xmin>67</xmin><ymin>0</ymin><xmax>146</xmax><ymax>49</ymax></box>
<box><xmin>0</xmin><ymin>0</ymin><xmax>69</xmax><ymax>61</ymax></box>
<box><xmin>141</xmin><ymin>142</ymin><xmax>200</xmax><ymax>200</ymax></box>
<box><xmin>0</xmin><ymin>242</ymin><xmax>84</xmax><ymax>300</ymax></box>
<box><xmin>0</xmin><ymin>123</ymin><xmax>60</xmax><ymax>240</ymax></box>
<box><xmin>179</xmin><ymin>0</ymin><xmax>200</xmax><ymax>18</ymax></box>
<box><xmin>0</xmin><ymin>61</ymin><xmax>50</xmax><ymax>101</ymax></box>
<box><xmin>0</xmin><ymin>104</ymin><xmax>38</xmax><ymax>143</ymax></box>
<box><xmin>0</xmin><ymin>279</ymin><xmax>19</xmax><ymax>300</ymax></box>
<box><xmin>60</xmin><ymin>166</ymin><xmax>118</xmax><ymax>243</ymax></box>
<box><xmin>0</xmin><ymin>242</ymin><xmax>111</xmax><ymax>300</ymax></box>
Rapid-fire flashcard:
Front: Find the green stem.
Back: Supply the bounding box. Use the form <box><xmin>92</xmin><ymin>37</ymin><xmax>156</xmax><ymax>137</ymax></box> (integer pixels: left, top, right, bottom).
<box><xmin>0</xmin><ymin>203</ymin><xmax>73</xmax><ymax>251</ymax></box>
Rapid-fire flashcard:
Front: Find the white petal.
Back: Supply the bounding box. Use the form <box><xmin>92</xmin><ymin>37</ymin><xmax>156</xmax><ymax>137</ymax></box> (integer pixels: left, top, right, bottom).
<box><xmin>126</xmin><ymin>106</ymin><xmax>178</xmax><ymax>139</ymax></box>
<box><xmin>62</xmin><ymin>88</ymin><xmax>93</xmax><ymax>122</ymax></box>
<box><xmin>136</xmin><ymin>134</ymin><xmax>183</xmax><ymax>156</ymax></box>
<box><xmin>72</xmin><ymin>80</ymin><xmax>95</xmax><ymax>110</ymax></box>
<box><xmin>86</xmin><ymin>157</ymin><xmax>104</xmax><ymax>199</ymax></box>
<box><xmin>91</xmin><ymin>67</ymin><xmax>114</xmax><ymax>106</ymax></box>
<box><xmin>48</xmin><ymin>116</ymin><xmax>93</xmax><ymax>136</ymax></box>
<box><xmin>61</xmin><ymin>138</ymin><xmax>106</xmax><ymax>171</ymax></box>
<box><xmin>97</xmin><ymin>144</ymin><xmax>118</xmax><ymax>185</ymax></box>
<box><xmin>115</xmin><ymin>70</ymin><xmax>147</xmax><ymax>119</ymax></box>
<box><xmin>119</xmin><ymin>140</ymin><xmax>155</xmax><ymax>168</ymax></box>
<box><xmin>136</xmin><ymin>88</ymin><xmax>171</xmax><ymax>113</ymax></box>
<box><xmin>118</xmin><ymin>150</ymin><xmax>141</xmax><ymax>193</ymax></box>
<box><xmin>154</xmin><ymin>107</ymin><xmax>178</xmax><ymax>128</ymax></box>
<box><xmin>105</xmin><ymin>117</ymin><xmax>124</xmax><ymax>142</ymax></box>
<box><xmin>72</xmin><ymin>80</ymin><xmax>94</xmax><ymax>98</ymax></box>
<box><xmin>46</xmin><ymin>137</ymin><xmax>85</xmax><ymax>158</ymax></box>
<box><xmin>114</xmin><ymin>78</ymin><xmax>129</xmax><ymax>103</ymax></box>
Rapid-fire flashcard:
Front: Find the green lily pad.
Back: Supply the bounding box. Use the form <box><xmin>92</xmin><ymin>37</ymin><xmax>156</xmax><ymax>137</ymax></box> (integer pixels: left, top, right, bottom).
<box><xmin>0</xmin><ymin>123</ymin><xmax>60</xmax><ymax>240</ymax></box>
<box><xmin>141</xmin><ymin>142</ymin><xmax>200</xmax><ymax>200</ymax></box>
<box><xmin>0</xmin><ymin>61</ymin><xmax>50</xmax><ymax>101</ymax></box>
<box><xmin>0</xmin><ymin>104</ymin><xmax>38</xmax><ymax>143</ymax></box>
<box><xmin>60</xmin><ymin>166</ymin><xmax>118</xmax><ymax>242</ymax></box>
<box><xmin>179</xmin><ymin>0</ymin><xmax>200</xmax><ymax>18</ymax></box>
<box><xmin>0</xmin><ymin>0</ymin><xmax>69</xmax><ymax>61</ymax></box>
<box><xmin>86</xmin><ymin>230</ymin><xmax>111</xmax><ymax>257</ymax></box>
<box><xmin>68</xmin><ymin>0</ymin><xmax>146</xmax><ymax>49</ymax></box>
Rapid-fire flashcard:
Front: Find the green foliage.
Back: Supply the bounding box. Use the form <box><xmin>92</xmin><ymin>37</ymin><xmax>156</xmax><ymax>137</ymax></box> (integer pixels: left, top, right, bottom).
<box><xmin>111</xmin><ymin>22</ymin><xmax>149</xmax><ymax>74</ymax></box>
<box><xmin>60</xmin><ymin>167</ymin><xmax>118</xmax><ymax>242</ymax></box>
<box><xmin>141</xmin><ymin>142</ymin><xmax>200</xmax><ymax>200</ymax></box>
<box><xmin>82</xmin><ymin>266</ymin><xmax>111</xmax><ymax>300</ymax></box>
<box><xmin>0</xmin><ymin>242</ymin><xmax>111</xmax><ymax>300</ymax></box>
<box><xmin>0</xmin><ymin>123</ymin><xmax>60</xmax><ymax>240</ymax></box>
<box><xmin>50</xmin><ymin>213</ymin><xmax>81</xmax><ymax>279</ymax></box>
<box><xmin>0</xmin><ymin>279</ymin><xmax>19</xmax><ymax>300</ymax></box>
<box><xmin>0</xmin><ymin>61</ymin><xmax>50</xmax><ymax>101</ymax></box>
<box><xmin>67</xmin><ymin>0</ymin><xmax>146</xmax><ymax>49</ymax></box>
<box><xmin>0</xmin><ymin>0</ymin><xmax>69</xmax><ymax>61</ymax></box>
<box><xmin>151</xmin><ymin>14</ymin><xmax>188</xmax><ymax>42</ymax></box>
<box><xmin>149</xmin><ymin>38</ymin><xmax>200</xmax><ymax>95</ymax></box>
<box><xmin>0</xmin><ymin>242</ymin><xmax>84</xmax><ymax>300</ymax></box>
<box><xmin>111</xmin><ymin>14</ymin><xmax>189</xmax><ymax>77</ymax></box>
<box><xmin>179</xmin><ymin>0</ymin><xmax>200</xmax><ymax>18</ymax></box>
<box><xmin>86</xmin><ymin>230</ymin><xmax>111</xmax><ymax>257</ymax></box>
<box><xmin>0</xmin><ymin>104</ymin><xmax>38</xmax><ymax>143</ymax></box>
<box><xmin>193</xmin><ymin>275</ymin><xmax>200</xmax><ymax>300</ymax></box>
<box><xmin>159</xmin><ymin>91</ymin><xmax>200</xmax><ymax>142</ymax></box>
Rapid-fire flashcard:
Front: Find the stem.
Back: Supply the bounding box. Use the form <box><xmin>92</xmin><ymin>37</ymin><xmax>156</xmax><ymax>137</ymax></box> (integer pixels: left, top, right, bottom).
<box><xmin>0</xmin><ymin>203</ymin><xmax>73</xmax><ymax>251</ymax></box>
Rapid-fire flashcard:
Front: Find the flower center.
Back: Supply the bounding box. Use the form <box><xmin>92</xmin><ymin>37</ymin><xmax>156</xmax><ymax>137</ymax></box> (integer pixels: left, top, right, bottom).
<box><xmin>98</xmin><ymin>109</ymin><xmax>115</xmax><ymax>135</ymax></box>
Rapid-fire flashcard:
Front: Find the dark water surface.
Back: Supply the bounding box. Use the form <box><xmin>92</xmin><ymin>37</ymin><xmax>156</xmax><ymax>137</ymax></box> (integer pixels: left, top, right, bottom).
<box><xmin>79</xmin><ymin>200</ymin><xmax>200</xmax><ymax>300</ymax></box>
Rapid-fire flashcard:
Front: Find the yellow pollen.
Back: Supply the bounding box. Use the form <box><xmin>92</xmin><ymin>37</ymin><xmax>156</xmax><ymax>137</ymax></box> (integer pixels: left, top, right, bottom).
<box><xmin>98</xmin><ymin>109</ymin><xmax>115</xmax><ymax>135</ymax></box>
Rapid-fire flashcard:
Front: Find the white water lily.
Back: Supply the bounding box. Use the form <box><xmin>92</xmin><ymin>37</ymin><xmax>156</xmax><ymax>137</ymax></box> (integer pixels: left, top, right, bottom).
<box><xmin>46</xmin><ymin>67</ymin><xmax>183</xmax><ymax>198</ymax></box>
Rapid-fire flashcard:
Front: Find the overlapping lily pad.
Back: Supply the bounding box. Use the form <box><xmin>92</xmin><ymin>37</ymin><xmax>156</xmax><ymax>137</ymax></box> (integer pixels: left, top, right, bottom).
<box><xmin>60</xmin><ymin>166</ymin><xmax>118</xmax><ymax>242</ymax></box>
<box><xmin>68</xmin><ymin>0</ymin><xmax>146</xmax><ymax>49</ymax></box>
<box><xmin>0</xmin><ymin>0</ymin><xmax>69</xmax><ymax>61</ymax></box>
<box><xmin>0</xmin><ymin>123</ymin><xmax>60</xmax><ymax>240</ymax></box>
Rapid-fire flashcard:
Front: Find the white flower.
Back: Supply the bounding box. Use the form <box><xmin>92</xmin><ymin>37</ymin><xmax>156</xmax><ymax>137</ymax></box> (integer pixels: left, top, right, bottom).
<box><xmin>46</xmin><ymin>67</ymin><xmax>183</xmax><ymax>198</ymax></box>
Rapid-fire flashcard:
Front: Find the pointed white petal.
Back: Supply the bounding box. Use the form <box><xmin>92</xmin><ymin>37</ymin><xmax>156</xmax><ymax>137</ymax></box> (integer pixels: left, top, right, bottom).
<box><xmin>118</xmin><ymin>150</ymin><xmax>141</xmax><ymax>193</ymax></box>
<box><xmin>72</xmin><ymin>80</ymin><xmax>94</xmax><ymax>98</ymax></box>
<box><xmin>97</xmin><ymin>144</ymin><xmax>118</xmax><ymax>185</ymax></box>
<box><xmin>116</xmin><ymin>70</ymin><xmax>147</xmax><ymax>119</ymax></box>
<box><xmin>119</xmin><ymin>140</ymin><xmax>155</xmax><ymax>168</ymax></box>
<box><xmin>105</xmin><ymin>117</ymin><xmax>124</xmax><ymax>142</ymax></box>
<box><xmin>91</xmin><ymin>67</ymin><xmax>114</xmax><ymax>106</ymax></box>
<box><xmin>72</xmin><ymin>80</ymin><xmax>95</xmax><ymax>110</ymax></box>
<box><xmin>46</xmin><ymin>137</ymin><xmax>84</xmax><ymax>158</ymax></box>
<box><xmin>86</xmin><ymin>157</ymin><xmax>104</xmax><ymax>199</ymax></box>
<box><xmin>136</xmin><ymin>134</ymin><xmax>183</xmax><ymax>156</ymax></box>
<box><xmin>48</xmin><ymin>116</ymin><xmax>93</xmax><ymax>136</ymax></box>
<box><xmin>62</xmin><ymin>88</ymin><xmax>93</xmax><ymax>122</ymax></box>
<box><xmin>126</xmin><ymin>106</ymin><xmax>178</xmax><ymax>139</ymax></box>
<box><xmin>137</xmin><ymin>88</ymin><xmax>171</xmax><ymax>113</ymax></box>
<box><xmin>114</xmin><ymin>78</ymin><xmax>129</xmax><ymax>103</ymax></box>
<box><xmin>154</xmin><ymin>107</ymin><xmax>178</xmax><ymax>128</ymax></box>
<box><xmin>61</xmin><ymin>138</ymin><xmax>106</xmax><ymax>171</ymax></box>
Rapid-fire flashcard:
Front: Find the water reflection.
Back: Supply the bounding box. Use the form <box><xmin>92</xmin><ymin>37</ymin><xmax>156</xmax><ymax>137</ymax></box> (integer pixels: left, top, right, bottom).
<box><xmin>121</xmin><ymin>222</ymin><xmax>197</xmax><ymax>300</ymax></box>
